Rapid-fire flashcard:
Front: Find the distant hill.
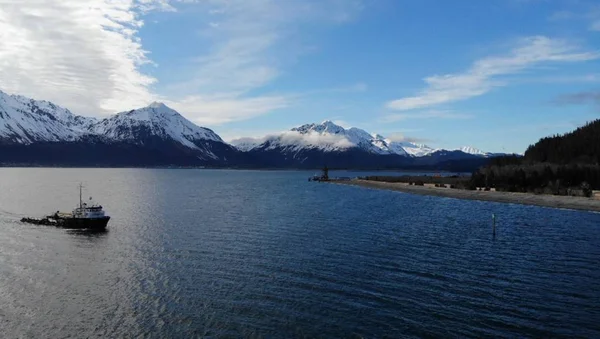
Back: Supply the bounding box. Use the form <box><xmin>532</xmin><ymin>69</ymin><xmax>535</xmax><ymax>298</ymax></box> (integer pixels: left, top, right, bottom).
<box><xmin>524</xmin><ymin>120</ymin><xmax>600</xmax><ymax>165</ymax></box>
<box><xmin>473</xmin><ymin>119</ymin><xmax>600</xmax><ymax>193</ymax></box>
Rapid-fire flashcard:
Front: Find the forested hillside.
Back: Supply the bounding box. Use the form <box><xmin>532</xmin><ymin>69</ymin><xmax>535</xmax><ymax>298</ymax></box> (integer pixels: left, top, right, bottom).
<box><xmin>471</xmin><ymin>119</ymin><xmax>600</xmax><ymax>194</ymax></box>
<box><xmin>524</xmin><ymin>120</ymin><xmax>600</xmax><ymax>164</ymax></box>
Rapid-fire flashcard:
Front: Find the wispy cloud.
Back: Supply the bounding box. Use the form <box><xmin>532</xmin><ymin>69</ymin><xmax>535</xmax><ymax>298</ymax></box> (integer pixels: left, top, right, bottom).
<box><xmin>0</xmin><ymin>0</ymin><xmax>363</xmax><ymax>124</ymax></box>
<box><xmin>136</xmin><ymin>0</ymin><xmax>177</xmax><ymax>13</ymax></box>
<box><xmin>160</xmin><ymin>0</ymin><xmax>364</xmax><ymax>125</ymax></box>
<box><xmin>554</xmin><ymin>91</ymin><xmax>600</xmax><ymax>107</ymax></box>
<box><xmin>518</xmin><ymin>73</ymin><xmax>600</xmax><ymax>84</ymax></box>
<box><xmin>382</xmin><ymin>110</ymin><xmax>472</xmax><ymax>123</ymax></box>
<box><xmin>547</xmin><ymin>10</ymin><xmax>576</xmax><ymax>21</ymax></box>
<box><xmin>165</xmin><ymin>94</ymin><xmax>289</xmax><ymax>125</ymax></box>
<box><xmin>299</xmin><ymin>82</ymin><xmax>368</xmax><ymax>97</ymax></box>
<box><xmin>0</xmin><ymin>0</ymin><xmax>158</xmax><ymax>115</ymax></box>
<box><xmin>385</xmin><ymin>36</ymin><xmax>600</xmax><ymax>111</ymax></box>
<box><xmin>547</xmin><ymin>5</ymin><xmax>600</xmax><ymax>32</ymax></box>
<box><xmin>385</xmin><ymin>133</ymin><xmax>432</xmax><ymax>144</ymax></box>
<box><xmin>508</xmin><ymin>121</ymin><xmax>583</xmax><ymax>133</ymax></box>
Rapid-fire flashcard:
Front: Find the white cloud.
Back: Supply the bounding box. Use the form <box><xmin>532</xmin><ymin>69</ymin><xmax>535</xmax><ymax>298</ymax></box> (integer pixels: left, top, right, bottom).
<box><xmin>0</xmin><ymin>0</ymin><xmax>363</xmax><ymax>125</ymax></box>
<box><xmin>0</xmin><ymin>0</ymin><xmax>157</xmax><ymax>116</ymax></box>
<box><xmin>548</xmin><ymin>10</ymin><xmax>575</xmax><ymax>21</ymax></box>
<box><xmin>383</xmin><ymin>110</ymin><xmax>472</xmax><ymax>123</ymax></box>
<box><xmin>384</xmin><ymin>133</ymin><xmax>431</xmax><ymax>144</ymax></box>
<box><xmin>136</xmin><ymin>0</ymin><xmax>177</xmax><ymax>13</ymax></box>
<box><xmin>518</xmin><ymin>73</ymin><xmax>600</xmax><ymax>84</ymax></box>
<box><xmin>279</xmin><ymin>131</ymin><xmax>354</xmax><ymax>149</ymax></box>
<box><xmin>386</xmin><ymin>36</ymin><xmax>600</xmax><ymax>111</ymax></box>
<box><xmin>547</xmin><ymin>6</ymin><xmax>600</xmax><ymax>32</ymax></box>
<box><xmin>160</xmin><ymin>0</ymin><xmax>364</xmax><ymax>124</ymax></box>
<box><xmin>164</xmin><ymin>94</ymin><xmax>289</xmax><ymax>125</ymax></box>
<box><xmin>230</xmin><ymin>130</ymin><xmax>355</xmax><ymax>150</ymax></box>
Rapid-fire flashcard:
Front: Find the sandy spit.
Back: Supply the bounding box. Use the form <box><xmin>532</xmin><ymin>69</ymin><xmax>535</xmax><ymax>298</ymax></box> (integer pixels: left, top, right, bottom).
<box><xmin>330</xmin><ymin>179</ymin><xmax>600</xmax><ymax>213</ymax></box>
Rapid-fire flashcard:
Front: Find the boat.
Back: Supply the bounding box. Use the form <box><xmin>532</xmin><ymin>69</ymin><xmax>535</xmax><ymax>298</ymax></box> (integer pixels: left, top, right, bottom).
<box><xmin>21</xmin><ymin>184</ymin><xmax>110</xmax><ymax>230</ymax></box>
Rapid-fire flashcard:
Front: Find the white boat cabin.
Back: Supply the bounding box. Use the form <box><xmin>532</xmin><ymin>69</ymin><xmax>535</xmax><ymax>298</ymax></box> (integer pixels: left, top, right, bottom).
<box><xmin>73</xmin><ymin>204</ymin><xmax>106</xmax><ymax>219</ymax></box>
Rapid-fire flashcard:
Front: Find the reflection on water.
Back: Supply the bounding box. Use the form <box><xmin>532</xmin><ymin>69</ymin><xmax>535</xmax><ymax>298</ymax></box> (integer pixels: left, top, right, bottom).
<box><xmin>66</xmin><ymin>228</ymin><xmax>109</xmax><ymax>237</ymax></box>
<box><xmin>0</xmin><ymin>168</ymin><xmax>599</xmax><ymax>338</ymax></box>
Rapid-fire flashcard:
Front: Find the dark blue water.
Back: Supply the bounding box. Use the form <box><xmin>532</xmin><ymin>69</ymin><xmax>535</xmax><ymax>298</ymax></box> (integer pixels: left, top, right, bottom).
<box><xmin>1</xmin><ymin>168</ymin><xmax>599</xmax><ymax>338</ymax></box>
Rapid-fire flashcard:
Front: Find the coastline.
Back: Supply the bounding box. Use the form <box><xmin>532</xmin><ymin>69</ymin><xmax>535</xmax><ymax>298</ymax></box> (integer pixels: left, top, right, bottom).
<box><xmin>331</xmin><ymin>179</ymin><xmax>600</xmax><ymax>213</ymax></box>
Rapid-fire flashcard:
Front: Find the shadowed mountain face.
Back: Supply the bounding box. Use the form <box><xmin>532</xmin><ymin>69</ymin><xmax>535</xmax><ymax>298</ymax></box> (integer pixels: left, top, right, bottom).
<box><xmin>0</xmin><ymin>90</ymin><xmax>241</xmax><ymax>166</ymax></box>
<box><xmin>0</xmin><ymin>89</ymin><xmax>499</xmax><ymax>170</ymax></box>
<box><xmin>231</xmin><ymin>121</ymin><xmax>498</xmax><ymax>169</ymax></box>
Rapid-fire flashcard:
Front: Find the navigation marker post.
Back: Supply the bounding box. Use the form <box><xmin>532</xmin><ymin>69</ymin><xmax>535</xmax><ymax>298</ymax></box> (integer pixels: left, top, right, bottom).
<box><xmin>492</xmin><ymin>213</ymin><xmax>496</xmax><ymax>239</ymax></box>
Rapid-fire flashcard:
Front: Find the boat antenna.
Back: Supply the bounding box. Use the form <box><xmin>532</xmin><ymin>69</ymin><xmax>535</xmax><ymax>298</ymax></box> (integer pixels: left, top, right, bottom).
<box><xmin>79</xmin><ymin>183</ymin><xmax>83</xmax><ymax>209</ymax></box>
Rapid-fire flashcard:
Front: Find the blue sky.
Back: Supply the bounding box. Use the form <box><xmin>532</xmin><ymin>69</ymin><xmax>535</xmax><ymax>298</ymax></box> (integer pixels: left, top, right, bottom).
<box><xmin>0</xmin><ymin>0</ymin><xmax>599</xmax><ymax>153</ymax></box>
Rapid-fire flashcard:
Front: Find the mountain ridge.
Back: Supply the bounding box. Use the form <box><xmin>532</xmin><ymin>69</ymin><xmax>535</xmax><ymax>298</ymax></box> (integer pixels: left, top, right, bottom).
<box><xmin>0</xmin><ymin>90</ymin><xmax>239</xmax><ymax>166</ymax></box>
<box><xmin>0</xmin><ymin>89</ymin><xmax>501</xmax><ymax>169</ymax></box>
<box><xmin>230</xmin><ymin>120</ymin><xmax>496</xmax><ymax>158</ymax></box>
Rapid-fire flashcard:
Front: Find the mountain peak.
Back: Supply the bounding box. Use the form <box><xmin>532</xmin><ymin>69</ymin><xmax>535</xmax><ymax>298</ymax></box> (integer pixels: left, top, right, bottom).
<box><xmin>292</xmin><ymin>121</ymin><xmax>346</xmax><ymax>135</ymax></box>
<box><xmin>148</xmin><ymin>101</ymin><xmax>169</xmax><ymax>110</ymax></box>
<box><xmin>144</xmin><ymin>102</ymin><xmax>178</xmax><ymax>116</ymax></box>
<box><xmin>95</xmin><ymin>102</ymin><xmax>223</xmax><ymax>148</ymax></box>
<box><xmin>320</xmin><ymin>120</ymin><xmax>339</xmax><ymax>127</ymax></box>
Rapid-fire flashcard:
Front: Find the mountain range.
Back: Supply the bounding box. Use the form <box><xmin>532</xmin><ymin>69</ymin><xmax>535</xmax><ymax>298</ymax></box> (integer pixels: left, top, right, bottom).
<box><xmin>0</xmin><ymin>89</ymin><xmax>503</xmax><ymax>169</ymax></box>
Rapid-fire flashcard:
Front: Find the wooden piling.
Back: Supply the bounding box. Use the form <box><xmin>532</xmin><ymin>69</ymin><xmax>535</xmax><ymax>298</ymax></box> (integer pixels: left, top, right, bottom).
<box><xmin>492</xmin><ymin>213</ymin><xmax>496</xmax><ymax>239</ymax></box>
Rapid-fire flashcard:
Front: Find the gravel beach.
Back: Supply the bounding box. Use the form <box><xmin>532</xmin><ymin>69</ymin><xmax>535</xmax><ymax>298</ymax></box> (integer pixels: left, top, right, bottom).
<box><xmin>332</xmin><ymin>179</ymin><xmax>600</xmax><ymax>213</ymax></box>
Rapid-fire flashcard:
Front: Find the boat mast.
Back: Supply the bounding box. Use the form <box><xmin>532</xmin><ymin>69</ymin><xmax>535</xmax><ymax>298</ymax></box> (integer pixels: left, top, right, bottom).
<box><xmin>79</xmin><ymin>183</ymin><xmax>83</xmax><ymax>209</ymax></box>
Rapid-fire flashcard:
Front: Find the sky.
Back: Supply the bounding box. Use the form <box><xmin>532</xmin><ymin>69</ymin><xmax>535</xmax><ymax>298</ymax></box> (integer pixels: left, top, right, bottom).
<box><xmin>0</xmin><ymin>0</ymin><xmax>599</xmax><ymax>153</ymax></box>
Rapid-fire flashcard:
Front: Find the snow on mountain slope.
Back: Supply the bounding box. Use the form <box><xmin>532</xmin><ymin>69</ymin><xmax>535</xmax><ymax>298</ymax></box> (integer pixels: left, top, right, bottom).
<box><xmin>230</xmin><ymin>137</ymin><xmax>264</xmax><ymax>152</ymax></box>
<box><xmin>456</xmin><ymin>146</ymin><xmax>488</xmax><ymax>156</ymax></box>
<box><xmin>0</xmin><ymin>90</ymin><xmax>231</xmax><ymax>161</ymax></box>
<box><xmin>240</xmin><ymin>121</ymin><xmax>412</xmax><ymax>155</ymax></box>
<box><xmin>233</xmin><ymin>121</ymin><xmax>442</xmax><ymax>157</ymax></box>
<box><xmin>231</xmin><ymin>121</ymin><xmax>498</xmax><ymax>159</ymax></box>
<box><xmin>394</xmin><ymin>142</ymin><xmax>437</xmax><ymax>157</ymax></box>
<box><xmin>1</xmin><ymin>89</ymin><xmax>496</xmax><ymax>165</ymax></box>
<box><xmin>0</xmin><ymin>89</ymin><xmax>95</xmax><ymax>143</ymax></box>
<box><xmin>93</xmin><ymin>102</ymin><xmax>224</xmax><ymax>150</ymax></box>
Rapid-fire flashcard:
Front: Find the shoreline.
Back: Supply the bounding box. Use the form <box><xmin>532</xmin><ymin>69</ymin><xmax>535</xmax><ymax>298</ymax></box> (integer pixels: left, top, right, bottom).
<box><xmin>331</xmin><ymin>179</ymin><xmax>600</xmax><ymax>213</ymax></box>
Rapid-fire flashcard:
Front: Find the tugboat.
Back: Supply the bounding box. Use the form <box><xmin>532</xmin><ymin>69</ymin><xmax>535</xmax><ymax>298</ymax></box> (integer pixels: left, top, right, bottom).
<box><xmin>21</xmin><ymin>184</ymin><xmax>110</xmax><ymax>230</ymax></box>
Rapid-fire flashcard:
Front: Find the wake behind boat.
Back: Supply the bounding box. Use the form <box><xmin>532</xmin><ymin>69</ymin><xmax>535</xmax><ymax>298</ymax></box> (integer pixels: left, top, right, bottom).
<box><xmin>21</xmin><ymin>184</ymin><xmax>110</xmax><ymax>230</ymax></box>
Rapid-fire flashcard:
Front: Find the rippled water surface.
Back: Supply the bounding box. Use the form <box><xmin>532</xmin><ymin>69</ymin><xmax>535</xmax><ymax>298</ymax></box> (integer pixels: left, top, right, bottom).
<box><xmin>1</xmin><ymin>168</ymin><xmax>599</xmax><ymax>338</ymax></box>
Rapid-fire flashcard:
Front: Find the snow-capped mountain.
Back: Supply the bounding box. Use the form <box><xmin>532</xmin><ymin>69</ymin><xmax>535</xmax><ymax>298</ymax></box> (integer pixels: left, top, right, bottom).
<box><xmin>0</xmin><ymin>89</ymin><xmax>95</xmax><ymax>144</ymax></box>
<box><xmin>231</xmin><ymin>137</ymin><xmax>263</xmax><ymax>152</ymax></box>
<box><xmin>231</xmin><ymin>121</ymin><xmax>470</xmax><ymax>158</ymax></box>
<box><xmin>388</xmin><ymin>141</ymin><xmax>436</xmax><ymax>157</ymax></box>
<box><xmin>232</xmin><ymin>121</ymin><xmax>411</xmax><ymax>155</ymax></box>
<box><xmin>0</xmin><ymin>90</ymin><xmax>238</xmax><ymax>166</ymax></box>
<box><xmin>0</xmin><ymin>89</ymin><xmax>500</xmax><ymax>169</ymax></box>
<box><xmin>228</xmin><ymin>120</ymin><xmax>501</xmax><ymax>169</ymax></box>
<box><xmin>93</xmin><ymin>102</ymin><xmax>224</xmax><ymax>152</ymax></box>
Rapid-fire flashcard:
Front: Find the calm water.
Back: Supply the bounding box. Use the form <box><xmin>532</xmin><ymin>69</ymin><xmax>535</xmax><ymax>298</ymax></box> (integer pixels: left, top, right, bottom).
<box><xmin>1</xmin><ymin>168</ymin><xmax>599</xmax><ymax>338</ymax></box>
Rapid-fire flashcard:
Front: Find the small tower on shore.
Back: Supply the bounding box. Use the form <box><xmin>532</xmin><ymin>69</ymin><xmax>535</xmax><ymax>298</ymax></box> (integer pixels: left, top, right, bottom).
<box><xmin>321</xmin><ymin>165</ymin><xmax>329</xmax><ymax>181</ymax></box>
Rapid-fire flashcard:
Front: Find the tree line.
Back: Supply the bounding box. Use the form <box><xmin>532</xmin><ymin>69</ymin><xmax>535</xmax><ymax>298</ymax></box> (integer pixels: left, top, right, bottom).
<box><xmin>470</xmin><ymin>119</ymin><xmax>600</xmax><ymax>196</ymax></box>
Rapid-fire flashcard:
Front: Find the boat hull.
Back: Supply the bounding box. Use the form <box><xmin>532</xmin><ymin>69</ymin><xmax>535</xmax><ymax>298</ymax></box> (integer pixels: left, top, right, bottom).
<box><xmin>57</xmin><ymin>216</ymin><xmax>110</xmax><ymax>230</ymax></box>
